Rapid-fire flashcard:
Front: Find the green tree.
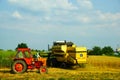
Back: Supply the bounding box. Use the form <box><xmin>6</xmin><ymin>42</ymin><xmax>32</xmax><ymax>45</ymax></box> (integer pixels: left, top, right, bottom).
<box><xmin>87</xmin><ymin>49</ymin><xmax>93</xmax><ymax>55</ymax></box>
<box><xmin>92</xmin><ymin>46</ymin><xmax>102</xmax><ymax>55</ymax></box>
<box><xmin>102</xmin><ymin>46</ymin><xmax>114</xmax><ymax>56</ymax></box>
<box><xmin>16</xmin><ymin>43</ymin><xmax>28</xmax><ymax>50</ymax></box>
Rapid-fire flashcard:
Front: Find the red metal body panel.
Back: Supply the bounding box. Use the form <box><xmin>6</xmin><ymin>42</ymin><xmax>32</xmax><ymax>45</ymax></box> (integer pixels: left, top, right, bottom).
<box><xmin>14</xmin><ymin>48</ymin><xmax>46</xmax><ymax>69</ymax></box>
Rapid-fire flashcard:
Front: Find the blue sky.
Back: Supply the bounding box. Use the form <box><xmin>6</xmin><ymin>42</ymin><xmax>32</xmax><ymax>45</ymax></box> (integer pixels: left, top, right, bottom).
<box><xmin>0</xmin><ymin>0</ymin><xmax>120</xmax><ymax>50</ymax></box>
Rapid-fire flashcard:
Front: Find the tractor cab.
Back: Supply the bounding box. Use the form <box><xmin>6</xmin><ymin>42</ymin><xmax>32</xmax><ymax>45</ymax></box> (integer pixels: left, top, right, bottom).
<box><xmin>15</xmin><ymin>48</ymin><xmax>32</xmax><ymax>58</ymax></box>
<box><xmin>11</xmin><ymin>48</ymin><xmax>47</xmax><ymax>74</ymax></box>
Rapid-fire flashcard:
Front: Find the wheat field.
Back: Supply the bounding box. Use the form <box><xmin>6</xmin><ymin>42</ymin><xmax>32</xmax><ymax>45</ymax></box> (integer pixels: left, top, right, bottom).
<box><xmin>0</xmin><ymin>56</ymin><xmax>120</xmax><ymax>80</ymax></box>
<box><xmin>87</xmin><ymin>56</ymin><xmax>120</xmax><ymax>70</ymax></box>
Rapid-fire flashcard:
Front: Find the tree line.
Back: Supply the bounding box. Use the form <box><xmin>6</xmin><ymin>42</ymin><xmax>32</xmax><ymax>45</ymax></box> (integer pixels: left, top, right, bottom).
<box><xmin>1</xmin><ymin>43</ymin><xmax>120</xmax><ymax>56</ymax></box>
<box><xmin>87</xmin><ymin>46</ymin><xmax>116</xmax><ymax>56</ymax></box>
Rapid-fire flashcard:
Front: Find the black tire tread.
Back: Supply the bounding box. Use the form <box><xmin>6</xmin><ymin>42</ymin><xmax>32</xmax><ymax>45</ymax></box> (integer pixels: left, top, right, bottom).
<box><xmin>11</xmin><ymin>60</ymin><xmax>27</xmax><ymax>74</ymax></box>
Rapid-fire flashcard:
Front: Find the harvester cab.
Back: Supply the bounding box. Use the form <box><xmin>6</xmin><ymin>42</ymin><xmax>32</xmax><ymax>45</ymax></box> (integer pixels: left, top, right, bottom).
<box><xmin>47</xmin><ymin>41</ymin><xmax>87</xmax><ymax>68</ymax></box>
<box><xmin>11</xmin><ymin>48</ymin><xmax>47</xmax><ymax>74</ymax></box>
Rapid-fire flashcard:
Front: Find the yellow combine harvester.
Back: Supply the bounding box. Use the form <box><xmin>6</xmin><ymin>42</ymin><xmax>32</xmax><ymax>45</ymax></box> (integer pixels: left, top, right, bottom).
<box><xmin>47</xmin><ymin>41</ymin><xmax>87</xmax><ymax>68</ymax></box>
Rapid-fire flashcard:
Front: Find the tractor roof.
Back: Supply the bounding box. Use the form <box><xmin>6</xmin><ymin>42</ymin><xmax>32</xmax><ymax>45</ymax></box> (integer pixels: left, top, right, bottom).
<box><xmin>17</xmin><ymin>48</ymin><xmax>31</xmax><ymax>52</ymax></box>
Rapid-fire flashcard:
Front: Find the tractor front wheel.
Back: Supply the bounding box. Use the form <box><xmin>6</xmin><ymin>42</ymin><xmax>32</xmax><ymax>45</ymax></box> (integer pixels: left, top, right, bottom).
<box><xmin>39</xmin><ymin>66</ymin><xmax>48</xmax><ymax>74</ymax></box>
<box><xmin>11</xmin><ymin>60</ymin><xmax>27</xmax><ymax>74</ymax></box>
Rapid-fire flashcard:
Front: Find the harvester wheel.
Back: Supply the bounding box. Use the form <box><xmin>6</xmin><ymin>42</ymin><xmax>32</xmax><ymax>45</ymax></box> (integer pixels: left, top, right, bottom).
<box><xmin>39</xmin><ymin>66</ymin><xmax>48</xmax><ymax>74</ymax></box>
<box><xmin>46</xmin><ymin>58</ymin><xmax>52</xmax><ymax>67</ymax></box>
<box><xmin>60</xmin><ymin>62</ymin><xmax>67</xmax><ymax>68</ymax></box>
<box><xmin>11</xmin><ymin>60</ymin><xmax>27</xmax><ymax>74</ymax></box>
<box><xmin>47</xmin><ymin>58</ymin><xmax>58</xmax><ymax>67</ymax></box>
<box><xmin>51</xmin><ymin>58</ymin><xmax>58</xmax><ymax>67</ymax></box>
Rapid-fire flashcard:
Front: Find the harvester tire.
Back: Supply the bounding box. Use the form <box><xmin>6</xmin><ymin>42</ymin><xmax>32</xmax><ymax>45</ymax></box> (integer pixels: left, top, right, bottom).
<box><xmin>60</xmin><ymin>62</ymin><xmax>67</xmax><ymax>68</ymax></box>
<box><xmin>47</xmin><ymin>58</ymin><xmax>58</xmax><ymax>67</ymax></box>
<box><xmin>11</xmin><ymin>60</ymin><xmax>27</xmax><ymax>74</ymax></box>
<box><xmin>47</xmin><ymin>58</ymin><xmax>52</xmax><ymax>67</ymax></box>
<box><xmin>51</xmin><ymin>58</ymin><xmax>58</xmax><ymax>67</ymax></box>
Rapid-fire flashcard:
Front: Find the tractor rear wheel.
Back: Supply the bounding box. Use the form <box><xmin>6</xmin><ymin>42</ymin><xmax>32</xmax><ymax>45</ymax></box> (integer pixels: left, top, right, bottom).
<box><xmin>11</xmin><ymin>60</ymin><xmax>27</xmax><ymax>74</ymax></box>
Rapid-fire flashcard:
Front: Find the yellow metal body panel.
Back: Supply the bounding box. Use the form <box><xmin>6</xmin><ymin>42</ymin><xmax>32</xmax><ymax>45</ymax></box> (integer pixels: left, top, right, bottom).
<box><xmin>56</xmin><ymin>53</ymin><xmax>68</xmax><ymax>62</ymax></box>
<box><xmin>52</xmin><ymin>45</ymin><xmax>67</xmax><ymax>53</ymax></box>
<box><xmin>51</xmin><ymin>42</ymin><xmax>87</xmax><ymax>64</ymax></box>
<box><xmin>76</xmin><ymin>47</ymin><xmax>87</xmax><ymax>51</ymax></box>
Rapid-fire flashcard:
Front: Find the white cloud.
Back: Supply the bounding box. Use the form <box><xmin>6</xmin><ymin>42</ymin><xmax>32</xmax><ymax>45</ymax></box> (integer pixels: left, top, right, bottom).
<box><xmin>12</xmin><ymin>11</ymin><xmax>23</xmax><ymax>19</ymax></box>
<box><xmin>8</xmin><ymin>0</ymin><xmax>77</xmax><ymax>11</ymax></box>
<box><xmin>44</xmin><ymin>16</ymin><xmax>51</xmax><ymax>21</ymax></box>
<box><xmin>78</xmin><ymin>16</ymin><xmax>91</xmax><ymax>23</ymax></box>
<box><xmin>77</xmin><ymin>0</ymin><xmax>93</xmax><ymax>9</ymax></box>
<box><xmin>5</xmin><ymin>0</ymin><xmax>120</xmax><ymax>31</ymax></box>
<box><xmin>96</xmin><ymin>10</ymin><xmax>120</xmax><ymax>21</ymax></box>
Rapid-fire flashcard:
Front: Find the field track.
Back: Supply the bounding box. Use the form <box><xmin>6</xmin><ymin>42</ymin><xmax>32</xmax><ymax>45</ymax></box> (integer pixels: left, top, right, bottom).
<box><xmin>0</xmin><ymin>67</ymin><xmax>120</xmax><ymax>80</ymax></box>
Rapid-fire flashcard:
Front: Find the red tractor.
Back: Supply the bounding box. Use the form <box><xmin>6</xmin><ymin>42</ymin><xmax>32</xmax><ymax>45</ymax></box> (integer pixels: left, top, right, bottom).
<box><xmin>11</xmin><ymin>48</ymin><xmax>47</xmax><ymax>74</ymax></box>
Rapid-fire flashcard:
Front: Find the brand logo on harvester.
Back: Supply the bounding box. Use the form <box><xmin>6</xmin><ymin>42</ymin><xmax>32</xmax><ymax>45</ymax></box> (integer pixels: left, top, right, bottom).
<box><xmin>80</xmin><ymin>54</ymin><xmax>83</xmax><ymax>57</ymax></box>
